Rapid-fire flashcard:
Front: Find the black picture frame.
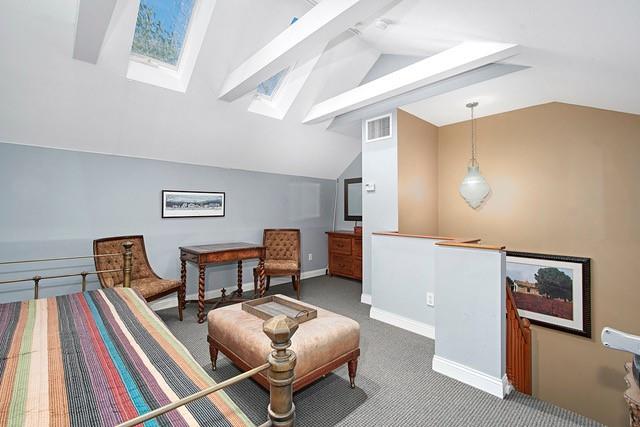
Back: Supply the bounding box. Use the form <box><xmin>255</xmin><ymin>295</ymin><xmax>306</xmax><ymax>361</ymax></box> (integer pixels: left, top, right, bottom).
<box><xmin>344</xmin><ymin>177</ymin><xmax>362</xmax><ymax>222</ymax></box>
<box><xmin>506</xmin><ymin>251</ymin><xmax>591</xmax><ymax>338</ymax></box>
<box><xmin>161</xmin><ymin>190</ymin><xmax>225</xmax><ymax>218</ymax></box>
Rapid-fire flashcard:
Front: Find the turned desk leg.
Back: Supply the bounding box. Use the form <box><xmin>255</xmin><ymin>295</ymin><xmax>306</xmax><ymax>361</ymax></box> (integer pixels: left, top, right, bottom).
<box><xmin>180</xmin><ymin>259</ymin><xmax>187</xmax><ymax>310</ymax></box>
<box><xmin>198</xmin><ymin>264</ymin><xmax>206</xmax><ymax>323</ymax></box>
<box><xmin>258</xmin><ymin>257</ymin><xmax>266</xmax><ymax>297</ymax></box>
<box><xmin>237</xmin><ymin>260</ymin><xmax>243</xmax><ymax>297</ymax></box>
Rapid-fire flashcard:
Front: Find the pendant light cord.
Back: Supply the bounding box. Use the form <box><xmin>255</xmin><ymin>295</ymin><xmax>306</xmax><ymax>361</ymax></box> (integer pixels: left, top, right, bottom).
<box><xmin>466</xmin><ymin>102</ymin><xmax>479</xmax><ymax>167</ymax></box>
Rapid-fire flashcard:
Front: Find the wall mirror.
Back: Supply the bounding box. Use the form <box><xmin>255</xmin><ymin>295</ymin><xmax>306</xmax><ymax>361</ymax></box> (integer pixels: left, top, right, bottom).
<box><xmin>344</xmin><ymin>177</ymin><xmax>362</xmax><ymax>221</ymax></box>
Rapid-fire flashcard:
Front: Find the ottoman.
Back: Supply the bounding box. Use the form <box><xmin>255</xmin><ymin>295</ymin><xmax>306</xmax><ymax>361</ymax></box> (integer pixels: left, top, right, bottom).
<box><xmin>207</xmin><ymin>295</ymin><xmax>360</xmax><ymax>391</ymax></box>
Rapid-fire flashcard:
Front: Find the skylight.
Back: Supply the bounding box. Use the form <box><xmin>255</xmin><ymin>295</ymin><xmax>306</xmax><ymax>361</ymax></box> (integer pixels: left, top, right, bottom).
<box><xmin>255</xmin><ymin>17</ymin><xmax>298</xmax><ymax>99</ymax></box>
<box><xmin>257</xmin><ymin>68</ymin><xmax>289</xmax><ymax>98</ymax></box>
<box><xmin>131</xmin><ymin>0</ymin><xmax>196</xmax><ymax>67</ymax></box>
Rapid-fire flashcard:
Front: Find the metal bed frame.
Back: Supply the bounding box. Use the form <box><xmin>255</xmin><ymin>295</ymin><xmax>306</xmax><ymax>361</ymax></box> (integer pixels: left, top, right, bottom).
<box><xmin>0</xmin><ymin>241</ymin><xmax>297</xmax><ymax>427</ymax></box>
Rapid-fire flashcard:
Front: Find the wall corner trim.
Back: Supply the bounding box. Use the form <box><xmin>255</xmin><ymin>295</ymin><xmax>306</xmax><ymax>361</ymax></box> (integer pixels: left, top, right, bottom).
<box><xmin>432</xmin><ymin>355</ymin><xmax>507</xmax><ymax>398</ymax></box>
<box><xmin>360</xmin><ymin>293</ymin><xmax>372</xmax><ymax>305</ymax></box>
<box><xmin>370</xmin><ymin>306</ymin><xmax>435</xmax><ymax>339</ymax></box>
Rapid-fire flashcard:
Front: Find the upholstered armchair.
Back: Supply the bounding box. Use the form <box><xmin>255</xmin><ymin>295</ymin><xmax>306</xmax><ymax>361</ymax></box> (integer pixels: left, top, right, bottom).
<box><xmin>253</xmin><ymin>229</ymin><xmax>301</xmax><ymax>299</ymax></box>
<box><xmin>93</xmin><ymin>235</ymin><xmax>185</xmax><ymax>320</ymax></box>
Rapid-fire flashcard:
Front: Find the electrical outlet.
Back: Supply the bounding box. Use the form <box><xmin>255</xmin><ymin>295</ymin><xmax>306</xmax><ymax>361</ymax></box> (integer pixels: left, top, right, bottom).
<box><xmin>426</xmin><ymin>292</ymin><xmax>435</xmax><ymax>307</ymax></box>
<box><xmin>308</xmin><ymin>253</ymin><xmax>313</xmax><ymax>261</ymax></box>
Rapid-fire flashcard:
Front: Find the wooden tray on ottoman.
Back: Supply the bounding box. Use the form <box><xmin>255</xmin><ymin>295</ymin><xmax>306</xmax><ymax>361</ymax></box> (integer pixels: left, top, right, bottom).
<box><xmin>242</xmin><ymin>295</ymin><xmax>317</xmax><ymax>324</ymax></box>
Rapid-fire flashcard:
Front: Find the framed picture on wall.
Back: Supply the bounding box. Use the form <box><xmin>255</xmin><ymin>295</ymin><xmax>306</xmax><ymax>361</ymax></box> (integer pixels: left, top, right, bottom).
<box><xmin>506</xmin><ymin>251</ymin><xmax>591</xmax><ymax>338</ymax></box>
<box><xmin>162</xmin><ymin>190</ymin><xmax>225</xmax><ymax>218</ymax></box>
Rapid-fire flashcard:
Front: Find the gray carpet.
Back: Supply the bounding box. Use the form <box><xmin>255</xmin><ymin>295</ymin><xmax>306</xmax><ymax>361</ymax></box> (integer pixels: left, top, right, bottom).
<box><xmin>158</xmin><ymin>276</ymin><xmax>601</xmax><ymax>427</ymax></box>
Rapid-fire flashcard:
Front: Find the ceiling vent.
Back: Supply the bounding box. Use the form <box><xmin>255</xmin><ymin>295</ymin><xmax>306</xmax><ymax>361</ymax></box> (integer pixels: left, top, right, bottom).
<box><xmin>365</xmin><ymin>114</ymin><xmax>392</xmax><ymax>142</ymax></box>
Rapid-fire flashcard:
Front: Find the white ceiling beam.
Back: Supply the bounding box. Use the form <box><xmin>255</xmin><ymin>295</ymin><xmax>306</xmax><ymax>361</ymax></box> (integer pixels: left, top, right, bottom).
<box><xmin>328</xmin><ymin>63</ymin><xmax>528</xmax><ymax>129</ymax></box>
<box><xmin>73</xmin><ymin>0</ymin><xmax>118</xmax><ymax>64</ymax></box>
<box><xmin>303</xmin><ymin>41</ymin><xmax>520</xmax><ymax>124</ymax></box>
<box><xmin>218</xmin><ymin>0</ymin><xmax>396</xmax><ymax>101</ymax></box>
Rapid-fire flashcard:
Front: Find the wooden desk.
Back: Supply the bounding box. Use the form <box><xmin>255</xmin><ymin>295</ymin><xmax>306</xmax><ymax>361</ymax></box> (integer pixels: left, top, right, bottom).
<box><xmin>180</xmin><ymin>242</ymin><xmax>266</xmax><ymax>323</ymax></box>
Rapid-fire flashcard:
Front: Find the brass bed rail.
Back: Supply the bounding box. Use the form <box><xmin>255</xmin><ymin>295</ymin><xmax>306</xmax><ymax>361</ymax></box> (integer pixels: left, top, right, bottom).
<box><xmin>0</xmin><ymin>241</ymin><xmax>134</xmax><ymax>298</ymax></box>
<box><xmin>116</xmin><ymin>315</ymin><xmax>299</xmax><ymax>427</ymax></box>
<box><xmin>0</xmin><ymin>252</ymin><xmax>122</xmax><ymax>265</ymax></box>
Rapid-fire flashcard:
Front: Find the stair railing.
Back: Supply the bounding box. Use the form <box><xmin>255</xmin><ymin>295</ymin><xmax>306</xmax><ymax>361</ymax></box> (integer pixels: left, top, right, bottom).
<box><xmin>506</xmin><ymin>282</ymin><xmax>532</xmax><ymax>394</ymax></box>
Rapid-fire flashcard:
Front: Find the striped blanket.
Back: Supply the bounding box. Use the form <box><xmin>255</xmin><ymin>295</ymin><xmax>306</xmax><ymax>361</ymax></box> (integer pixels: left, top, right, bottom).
<box><xmin>0</xmin><ymin>288</ymin><xmax>254</xmax><ymax>427</ymax></box>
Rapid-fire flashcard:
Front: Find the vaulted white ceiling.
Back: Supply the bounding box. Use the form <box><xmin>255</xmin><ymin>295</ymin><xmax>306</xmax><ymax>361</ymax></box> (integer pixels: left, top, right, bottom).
<box><xmin>360</xmin><ymin>0</ymin><xmax>640</xmax><ymax>125</ymax></box>
<box><xmin>0</xmin><ymin>0</ymin><xmax>637</xmax><ymax>181</ymax></box>
<box><xmin>0</xmin><ymin>0</ymin><xmax>381</xmax><ymax>179</ymax></box>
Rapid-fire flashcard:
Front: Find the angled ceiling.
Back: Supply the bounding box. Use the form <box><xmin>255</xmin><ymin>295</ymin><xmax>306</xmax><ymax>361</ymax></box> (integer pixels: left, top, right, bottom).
<box><xmin>357</xmin><ymin>0</ymin><xmax>640</xmax><ymax>125</ymax></box>
<box><xmin>0</xmin><ymin>0</ymin><xmax>382</xmax><ymax>179</ymax></box>
<box><xmin>0</xmin><ymin>0</ymin><xmax>637</xmax><ymax>182</ymax></box>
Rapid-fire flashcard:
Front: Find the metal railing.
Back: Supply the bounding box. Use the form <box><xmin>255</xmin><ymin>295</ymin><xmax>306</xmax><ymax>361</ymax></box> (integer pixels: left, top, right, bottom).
<box><xmin>0</xmin><ymin>241</ymin><xmax>133</xmax><ymax>298</ymax></box>
<box><xmin>117</xmin><ymin>363</ymin><xmax>271</xmax><ymax>427</ymax></box>
<box><xmin>0</xmin><ymin>244</ymin><xmax>298</xmax><ymax>426</ymax></box>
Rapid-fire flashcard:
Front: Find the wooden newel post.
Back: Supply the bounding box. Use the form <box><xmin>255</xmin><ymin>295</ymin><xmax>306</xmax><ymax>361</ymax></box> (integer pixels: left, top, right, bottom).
<box><xmin>263</xmin><ymin>315</ymin><xmax>298</xmax><ymax>427</ymax></box>
<box><xmin>123</xmin><ymin>241</ymin><xmax>133</xmax><ymax>288</ymax></box>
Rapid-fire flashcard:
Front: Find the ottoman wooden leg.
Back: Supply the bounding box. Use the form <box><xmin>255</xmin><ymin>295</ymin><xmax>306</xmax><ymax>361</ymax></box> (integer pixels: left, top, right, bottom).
<box><xmin>348</xmin><ymin>358</ymin><xmax>358</xmax><ymax>389</ymax></box>
<box><xmin>209</xmin><ymin>340</ymin><xmax>219</xmax><ymax>371</ymax></box>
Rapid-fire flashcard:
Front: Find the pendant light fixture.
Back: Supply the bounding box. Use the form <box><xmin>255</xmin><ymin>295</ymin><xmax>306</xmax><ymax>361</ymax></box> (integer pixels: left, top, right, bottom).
<box><xmin>459</xmin><ymin>102</ymin><xmax>491</xmax><ymax>209</ymax></box>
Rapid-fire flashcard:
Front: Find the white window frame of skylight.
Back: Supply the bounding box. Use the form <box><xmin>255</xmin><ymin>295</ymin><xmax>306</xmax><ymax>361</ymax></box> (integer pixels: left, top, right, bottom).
<box><xmin>126</xmin><ymin>0</ymin><xmax>216</xmax><ymax>93</ymax></box>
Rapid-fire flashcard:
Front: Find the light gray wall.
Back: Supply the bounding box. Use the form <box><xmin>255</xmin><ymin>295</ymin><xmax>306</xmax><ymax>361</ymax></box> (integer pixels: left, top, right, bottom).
<box><xmin>361</xmin><ymin>110</ymin><xmax>399</xmax><ymax>298</ymax></box>
<box><xmin>334</xmin><ymin>152</ymin><xmax>362</xmax><ymax>231</ymax></box>
<box><xmin>0</xmin><ymin>142</ymin><xmax>335</xmax><ymax>304</ymax></box>
<box><xmin>371</xmin><ymin>235</ymin><xmax>437</xmax><ymax>328</ymax></box>
<box><xmin>434</xmin><ymin>246</ymin><xmax>506</xmax><ymax>381</ymax></box>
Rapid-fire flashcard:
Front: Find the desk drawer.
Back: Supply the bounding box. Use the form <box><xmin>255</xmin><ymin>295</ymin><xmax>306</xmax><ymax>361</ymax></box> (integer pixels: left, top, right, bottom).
<box><xmin>331</xmin><ymin>254</ymin><xmax>353</xmax><ymax>275</ymax></box>
<box><xmin>330</xmin><ymin>236</ymin><xmax>352</xmax><ymax>255</ymax></box>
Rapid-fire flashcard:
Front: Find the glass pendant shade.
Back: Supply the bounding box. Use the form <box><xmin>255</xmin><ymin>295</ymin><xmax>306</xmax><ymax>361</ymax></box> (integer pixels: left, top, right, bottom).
<box><xmin>459</xmin><ymin>101</ymin><xmax>491</xmax><ymax>209</ymax></box>
<box><xmin>459</xmin><ymin>164</ymin><xmax>491</xmax><ymax>209</ymax></box>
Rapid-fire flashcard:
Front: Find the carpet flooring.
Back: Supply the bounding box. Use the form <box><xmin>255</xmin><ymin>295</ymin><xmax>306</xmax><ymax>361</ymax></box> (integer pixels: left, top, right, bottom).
<box><xmin>158</xmin><ymin>275</ymin><xmax>602</xmax><ymax>427</ymax></box>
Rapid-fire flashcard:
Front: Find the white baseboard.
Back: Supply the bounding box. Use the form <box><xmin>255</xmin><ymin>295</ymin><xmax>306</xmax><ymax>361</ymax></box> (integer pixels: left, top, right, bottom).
<box><xmin>150</xmin><ymin>267</ymin><xmax>327</xmax><ymax>311</ymax></box>
<box><xmin>369</xmin><ymin>306</ymin><xmax>435</xmax><ymax>339</ymax></box>
<box><xmin>432</xmin><ymin>355</ymin><xmax>508</xmax><ymax>398</ymax></box>
<box><xmin>360</xmin><ymin>293</ymin><xmax>372</xmax><ymax>305</ymax></box>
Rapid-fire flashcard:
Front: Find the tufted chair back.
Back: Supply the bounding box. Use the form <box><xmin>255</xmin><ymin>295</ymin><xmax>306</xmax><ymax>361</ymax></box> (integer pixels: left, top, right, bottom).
<box><xmin>93</xmin><ymin>235</ymin><xmax>157</xmax><ymax>288</ymax></box>
<box><xmin>263</xmin><ymin>229</ymin><xmax>300</xmax><ymax>266</ymax></box>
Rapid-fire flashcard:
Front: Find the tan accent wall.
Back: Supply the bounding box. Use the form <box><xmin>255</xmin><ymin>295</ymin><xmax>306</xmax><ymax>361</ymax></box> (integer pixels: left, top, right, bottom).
<box><xmin>437</xmin><ymin>102</ymin><xmax>640</xmax><ymax>427</ymax></box>
<box><xmin>397</xmin><ymin>109</ymin><xmax>439</xmax><ymax>235</ymax></box>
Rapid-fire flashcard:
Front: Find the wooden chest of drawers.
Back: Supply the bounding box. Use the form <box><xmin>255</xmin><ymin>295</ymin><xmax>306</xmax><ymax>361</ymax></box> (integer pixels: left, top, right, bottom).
<box><xmin>326</xmin><ymin>231</ymin><xmax>362</xmax><ymax>280</ymax></box>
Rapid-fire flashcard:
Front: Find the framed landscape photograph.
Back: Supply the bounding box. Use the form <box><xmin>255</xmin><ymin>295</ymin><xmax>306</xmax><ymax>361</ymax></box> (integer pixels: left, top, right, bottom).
<box><xmin>506</xmin><ymin>251</ymin><xmax>591</xmax><ymax>338</ymax></box>
<box><xmin>162</xmin><ymin>190</ymin><xmax>225</xmax><ymax>218</ymax></box>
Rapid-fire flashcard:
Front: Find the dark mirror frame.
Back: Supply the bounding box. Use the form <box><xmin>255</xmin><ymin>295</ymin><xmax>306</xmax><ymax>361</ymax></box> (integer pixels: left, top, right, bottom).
<box><xmin>344</xmin><ymin>177</ymin><xmax>362</xmax><ymax>222</ymax></box>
